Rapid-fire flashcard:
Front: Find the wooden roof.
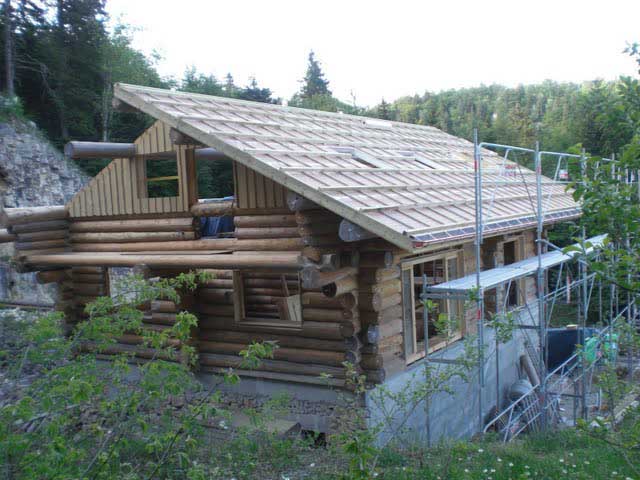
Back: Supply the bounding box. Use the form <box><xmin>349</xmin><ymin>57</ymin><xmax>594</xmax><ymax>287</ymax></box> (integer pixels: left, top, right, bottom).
<box><xmin>114</xmin><ymin>83</ymin><xmax>579</xmax><ymax>252</ymax></box>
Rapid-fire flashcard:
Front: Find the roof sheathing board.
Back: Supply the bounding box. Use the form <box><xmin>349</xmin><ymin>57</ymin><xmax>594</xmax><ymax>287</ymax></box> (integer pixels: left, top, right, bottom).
<box><xmin>113</xmin><ymin>83</ymin><xmax>580</xmax><ymax>253</ymax></box>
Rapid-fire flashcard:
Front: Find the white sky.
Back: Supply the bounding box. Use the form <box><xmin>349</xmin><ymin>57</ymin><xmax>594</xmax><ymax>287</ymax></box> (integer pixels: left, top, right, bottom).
<box><xmin>106</xmin><ymin>0</ymin><xmax>640</xmax><ymax>107</ymax></box>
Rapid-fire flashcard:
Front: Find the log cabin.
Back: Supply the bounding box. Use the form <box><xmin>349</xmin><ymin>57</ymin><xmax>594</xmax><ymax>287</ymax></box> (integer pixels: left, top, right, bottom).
<box><xmin>0</xmin><ymin>83</ymin><xmax>582</xmax><ymax>440</ymax></box>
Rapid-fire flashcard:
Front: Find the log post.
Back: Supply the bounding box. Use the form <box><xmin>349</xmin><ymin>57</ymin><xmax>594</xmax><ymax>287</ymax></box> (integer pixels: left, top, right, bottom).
<box><xmin>64</xmin><ymin>141</ymin><xmax>136</xmax><ymax>159</ymax></box>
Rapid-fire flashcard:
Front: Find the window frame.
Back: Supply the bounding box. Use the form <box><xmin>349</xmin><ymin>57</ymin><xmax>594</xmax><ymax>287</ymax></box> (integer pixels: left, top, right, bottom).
<box><xmin>232</xmin><ymin>270</ymin><xmax>303</xmax><ymax>329</ymax></box>
<box><xmin>136</xmin><ymin>153</ymin><xmax>181</xmax><ymax>200</ymax></box>
<box><xmin>499</xmin><ymin>235</ymin><xmax>525</xmax><ymax>310</ymax></box>
<box><xmin>401</xmin><ymin>249</ymin><xmax>464</xmax><ymax>364</ymax></box>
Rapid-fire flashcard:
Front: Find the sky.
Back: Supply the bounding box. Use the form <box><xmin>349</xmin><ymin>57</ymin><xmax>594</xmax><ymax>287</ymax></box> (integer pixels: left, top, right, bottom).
<box><xmin>106</xmin><ymin>0</ymin><xmax>640</xmax><ymax>107</ymax></box>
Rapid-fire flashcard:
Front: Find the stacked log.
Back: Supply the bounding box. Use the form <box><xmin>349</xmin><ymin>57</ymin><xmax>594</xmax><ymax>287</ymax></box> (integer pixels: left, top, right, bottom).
<box><xmin>49</xmin><ymin>269</ymin><xmax>73</xmax><ymax>333</ymax></box>
<box><xmin>358</xmin><ymin>245</ymin><xmax>405</xmax><ymax>384</ymax></box>
<box><xmin>1</xmin><ymin>206</ymin><xmax>70</xmax><ymax>268</ymax></box>
<box><xmin>69</xmin><ymin>216</ymin><xmax>199</xmax><ymax>252</ymax></box>
<box><xmin>194</xmin><ymin>209</ymin><xmax>357</xmax><ymax>383</ymax></box>
<box><xmin>294</xmin><ymin>209</ymin><xmax>343</xmax><ymax>262</ymax></box>
<box><xmin>68</xmin><ymin>266</ymin><xmax>109</xmax><ymax>326</ymax></box>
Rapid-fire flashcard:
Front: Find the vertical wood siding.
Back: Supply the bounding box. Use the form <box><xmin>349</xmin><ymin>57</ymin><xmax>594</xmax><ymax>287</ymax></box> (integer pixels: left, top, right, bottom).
<box><xmin>67</xmin><ymin>121</ymin><xmax>193</xmax><ymax>218</ymax></box>
<box><xmin>233</xmin><ymin>162</ymin><xmax>288</xmax><ymax>209</ymax></box>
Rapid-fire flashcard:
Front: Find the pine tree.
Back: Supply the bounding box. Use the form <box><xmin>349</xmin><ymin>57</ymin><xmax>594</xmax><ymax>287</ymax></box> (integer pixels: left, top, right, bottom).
<box><xmin>181</xmin><ymin>66</ymin><xmax>223</xmax><ymax>96</ymax></box>
<box><xmin>224</xmin><ymin>73</ymin><xmax>237</xmax><ymax>98</ymax></box>
<box><xmin>377</xmin><ymin>98</ymin><xmax>392</xmax><ymax>120</ymax></box>
<box><xmin>239</xmin><ymin>77</ymin><xmax>275</xmax><ymax>103</ymax></box>
<box><xmin>300</xmin><ymin>50</ymin><xmax>330</xmax><ymax>98</ymax></box>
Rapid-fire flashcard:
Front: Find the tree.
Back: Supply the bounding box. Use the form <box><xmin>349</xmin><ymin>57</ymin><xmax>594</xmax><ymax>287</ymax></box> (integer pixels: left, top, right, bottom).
<box><xmin>377</xmin><ymin>98</ymin><xmax>392</xmax><ymax>120</ymax></box>
<box><xmin>181</xmin><ymin>66</ymin><xmax>223</xmax><ymax>96</ymax></box>
<box><xmin>300</xmin><ymin>50</ymin><xmax>330</xmax><ymax>98</ymax></box>
<box><xmin>223</xmin><ymin>72</ymin><xmax>237</xmax><ymax>98</ymax></box>
<box><xmin>239</xmin><ymin>76</ymin><xmax>276</xmax><ymax>103</ymax></box>
<box><xmin>2</xmin><ymin>0</ymin><xmax>13</xmax><ymax>97</ymax></box>
<box><xmin>100</xmin><ymin>23</ymin><xmax>166</xmax><ymax>142</ymax></box>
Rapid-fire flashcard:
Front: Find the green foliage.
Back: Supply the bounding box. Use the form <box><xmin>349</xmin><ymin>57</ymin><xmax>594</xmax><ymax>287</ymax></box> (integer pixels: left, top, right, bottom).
<box><xmin>300</xmin><ymin>50</ymin><xmax>331</xmax><ymax>98</ymax></box>
<box><xmin>369</xmin><ymin>80</ymin><xmax>635</xmax><ymax>159</ymax></box>
<box><xmin>0</xmin><ymin>94</ymin><xmax>25</xmax><ymax>121</ymax></box>
<box><xmin>488</xmin><ymin>310</ymin><xmax>516</xmax><ymax>344</ymax></box>
<box><xmin>0</xmin><ymin>271</ymin><xmax>289</xmax><ymax>479</ymax></box>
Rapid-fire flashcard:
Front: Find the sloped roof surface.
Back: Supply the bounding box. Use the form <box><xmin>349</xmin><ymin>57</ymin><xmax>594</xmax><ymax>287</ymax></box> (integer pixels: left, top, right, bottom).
<box><xmin>114</xmin><ymin>83</ymin><xmax>579</xmax><ymax>252</ymax></box>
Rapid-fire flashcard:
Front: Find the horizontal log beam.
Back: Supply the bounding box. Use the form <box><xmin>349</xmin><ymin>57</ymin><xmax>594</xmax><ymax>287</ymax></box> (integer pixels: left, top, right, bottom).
<box><xmin>71</xmin><ymin>237</ymin><xmax>303</xmax><ymax>252</ymax></box>
<box><xmin>64</xmin><ymin>141</ymin><xmax>136</xmax><ymax>159</ymax></box>
<box><xmin>195</xmin><ymin>148</ymin><xmax>230</xmax><ymax>161</ymax></box>
<box><xmin>69</xmin><ymin>217</ymin><xmax>196</xmax><ymax>233</ymax></box>
<box><xmin>234</xmin><ymin>215</ymin><xmax>297</xmax><ymax>228</ymax></box>
<box><xmin>190</xmin><ymin>201</ymin><xmax>234</xmax><ymax>217</ymax></box>
<box><xmin>70</xmin><ymin>231</ymin><xmax>196</xmax><ymax>244</ymax></box>
<box><xmin>0</xmin><ymin>228</ymin><xmax>17</xmax><ymax>243</ymax></box>
<box><xmin>25</xmin><ymin>252</ymin><xmax>302</xmax><ymax>270</ymax></box>
<box><xmin>2</xmin><ymin>206</ymin><xmax>68</xmax><ymax>227</ymax></box>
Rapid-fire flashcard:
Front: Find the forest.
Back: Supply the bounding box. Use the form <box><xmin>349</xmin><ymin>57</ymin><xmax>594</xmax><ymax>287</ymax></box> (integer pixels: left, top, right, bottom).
<box><xmin>1</xmin><ymin>0</ymin><xmax>639</xmax><ymax>197</ymax></box>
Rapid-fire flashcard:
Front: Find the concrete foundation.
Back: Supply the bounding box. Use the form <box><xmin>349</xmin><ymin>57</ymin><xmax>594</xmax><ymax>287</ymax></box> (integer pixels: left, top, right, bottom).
<box><xmin>197</xmin><ymin>372</ymin><xmax>357</xmax><ymax>433</ymax></box>
<box><xmin>365</xmin><ymin>326</ymin><xmax>534</xmax><ymax>445</ymax></box>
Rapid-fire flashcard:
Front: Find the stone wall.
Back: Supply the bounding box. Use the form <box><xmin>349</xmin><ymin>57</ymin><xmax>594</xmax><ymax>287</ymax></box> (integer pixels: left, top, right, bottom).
<box><xmin>0</xmin><ymin>119</ymin><xmax>89</xmax><ymax>305</ymax></box>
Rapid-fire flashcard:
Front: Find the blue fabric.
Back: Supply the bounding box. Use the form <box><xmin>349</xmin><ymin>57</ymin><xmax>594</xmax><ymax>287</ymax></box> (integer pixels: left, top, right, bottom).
<box><xmin>199</xmin><ymin>196</ymin><xmax>235</xmax><ymax>238</ymax></box>
<box><xmin>200</xmin><ymin>215</ymin><xmax>234</xmax><ymax>237</ymax></box>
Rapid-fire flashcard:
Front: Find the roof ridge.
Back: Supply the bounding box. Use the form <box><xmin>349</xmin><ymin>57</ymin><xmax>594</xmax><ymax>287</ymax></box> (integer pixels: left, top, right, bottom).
<box><xmin>115</xmin><ymin>82</ymin><xmax>453</xmax><ymax>135</ymax></box>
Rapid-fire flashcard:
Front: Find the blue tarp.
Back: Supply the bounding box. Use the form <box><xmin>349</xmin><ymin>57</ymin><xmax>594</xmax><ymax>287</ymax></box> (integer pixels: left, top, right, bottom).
<box><xmin>200</xmin><ymin>215</ymin><xmax>234</xmax><ymax>237</ymax></box>
<box><xmin>198</xmin><ymin>196</ymin><xmax>235</xmax><ymax>238</ymax></box>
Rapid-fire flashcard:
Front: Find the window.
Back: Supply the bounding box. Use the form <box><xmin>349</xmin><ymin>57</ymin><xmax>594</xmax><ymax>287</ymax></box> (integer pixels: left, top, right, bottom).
<box><xmin>144</xmin><ymin>157</ymin><xmax>179</xmax><ymax>198</ymax></box>
<box><xmin>233</xmin><ymin>271</ymin><xmax>302</xmax><ymax>327</ymax></box>
<box><xmin>503</xmin><ymin>240</ymin><xmax>518</xmax><ymax>308</ymax></box>
<box><xmin>402</xmin><ymin>251</ymin><xmax>463</xmax><ymax>364</ymax></box>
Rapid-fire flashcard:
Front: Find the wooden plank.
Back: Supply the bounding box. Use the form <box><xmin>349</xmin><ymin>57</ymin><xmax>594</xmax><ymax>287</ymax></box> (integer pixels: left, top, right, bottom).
<box><xmin>119</xmin><ymin>159</ymin><xmax>133</xmax><ymax>215</ymax></box>
<box><xmin>256</xmin><ymin>172</ymin><xmax>266</xmax><ymax>208</ymax></box>
<box><xmin>150</xmin><ymin>122</ymin><xmax>159</xmax><ymax>153</ymax></box>
<box><xmin>246</xmin><ymin>166</ymin><xmax>256</xmax><ymax>209</ymax></box>
<box><xmin>177</xmin><ymin>146</ymin><xmax>187</xmax><ymax>210</ymax></box>
<box><xmin>90</xmin><ymin>181</ymin><xmax>100</xmax><ymax>217</ymax></box>
<box><xmin>235</xmin><ymin>163</ymin><xmax>247</xmax><ymax>209</ymax></box>
<box><xmin>232</xmin><ymin>271</ymin><xmax>244</xmax><ymax>322</ymax></box>
<box><xmin>107</xmin><ymin>163</ymin><xmax>117</xmax><ymax>215</ymax></box>
<box><xmin>185</xmin><ymin>148</ymin><xmax>198</xmax><ymax>208</ymax></box>
<box><xmin>265</xmin><ymin>175</ymin><xmax>275</xmax><ymax>207</ymax></box>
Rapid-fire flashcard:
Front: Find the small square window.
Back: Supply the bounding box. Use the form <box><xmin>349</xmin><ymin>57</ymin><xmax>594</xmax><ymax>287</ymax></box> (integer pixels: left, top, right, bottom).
<box><xmin>233</xmin><ymin>271</ymin><xmax>302</xmax><ymax>327</ymax></box>
<box><xmin>145</xmin><ymin>157</ymin><xmax>179</xmax><ymax>198</ymax></box>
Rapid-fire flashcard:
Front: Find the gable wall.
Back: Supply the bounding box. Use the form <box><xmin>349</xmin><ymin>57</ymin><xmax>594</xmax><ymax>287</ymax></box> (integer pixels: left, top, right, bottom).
<box><xmin>67</xmin><ymin>121</ymin><xmax>195</xmax><ymax>218</ymax></box>
<box><xmin>233</xmin><ymin>162</ymin><xmax>288</xmax><ymax>209</ymax></box>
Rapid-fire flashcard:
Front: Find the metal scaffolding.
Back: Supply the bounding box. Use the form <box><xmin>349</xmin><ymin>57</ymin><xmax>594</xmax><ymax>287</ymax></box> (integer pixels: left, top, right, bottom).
<box><xmin>420</xmin><ymin>130</ymin><xmax>636</xmax><ymax>443</ymax></box>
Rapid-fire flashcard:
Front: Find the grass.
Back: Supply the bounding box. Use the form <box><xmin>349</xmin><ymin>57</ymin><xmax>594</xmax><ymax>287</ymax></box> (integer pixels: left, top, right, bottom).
<box><xmin>364</xmin><ymin>428</ymin><xmax>638</xmax><ymax>479</ymax></box>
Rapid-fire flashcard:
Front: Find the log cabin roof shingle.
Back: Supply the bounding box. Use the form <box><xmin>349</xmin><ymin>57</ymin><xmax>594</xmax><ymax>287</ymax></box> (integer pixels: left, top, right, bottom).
<box><xmin>114</xmin><ymin>83</ymin><xmax>579</xmax><ymax>252</ymax></box>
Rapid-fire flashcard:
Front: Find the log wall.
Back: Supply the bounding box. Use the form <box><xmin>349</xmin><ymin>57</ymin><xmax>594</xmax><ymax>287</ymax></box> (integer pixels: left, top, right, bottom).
<box><xmin>196</xmin><ymin>208</ymin><xmax>360</xmax><ymax>384</ymax></box>
<box><xmin>358</xmin><ymin>242</ymin><xmax>404</xmax><ymax>384</ymax></box>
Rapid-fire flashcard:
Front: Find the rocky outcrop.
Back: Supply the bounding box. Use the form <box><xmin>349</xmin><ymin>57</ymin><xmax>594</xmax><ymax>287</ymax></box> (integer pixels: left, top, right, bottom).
<box><xmin>0</xmin><ymin>121</ymin><xmax>88</xmax><ymax>207</ymax></box>
<box><xmin>0</xmin><ymin>119</ymin><xmax>89</xmax><ymax>305</ymax></box>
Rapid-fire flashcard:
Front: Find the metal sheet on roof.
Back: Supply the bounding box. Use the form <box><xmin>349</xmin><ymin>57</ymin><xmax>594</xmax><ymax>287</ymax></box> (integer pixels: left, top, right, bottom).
<box><xmin>114</xmin><ymin>83</ymin><xmax>580</xmax><ymax>252</ymax></box>
<box><xmin>428</xmin><ymin>234</ymin><xmax>607</xmax><ymax>293</ymax></box>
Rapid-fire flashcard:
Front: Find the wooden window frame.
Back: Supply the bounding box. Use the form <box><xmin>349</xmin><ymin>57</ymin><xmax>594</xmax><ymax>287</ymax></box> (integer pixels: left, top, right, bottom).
<box><xmin>232</xmin><ymin>271</ymin><xmax>303</xmax><ymax>329</ymax></box>
<box><xmin>499</xmin><ymin>235</ymin><xmax>525</xmax><ymax>310</ymax></box>
<box><xmin>136</xmin><ymin>154</ymin><xmax>181</xmax><ymax>200</ymax></box>
<box><xmin>402</xmin><ymin>249</ymin><xmax>464</xmax><ymax>364</ymax></box>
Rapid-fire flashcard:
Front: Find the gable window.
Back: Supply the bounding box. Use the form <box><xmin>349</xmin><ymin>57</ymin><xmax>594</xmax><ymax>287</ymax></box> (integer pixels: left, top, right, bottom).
<box><xmin>401</xmin><ymin>251</ymin><xmax>464</xmax><ymax>364</ymax></box>
<box><xmin>232</xmin><ymin>271</ymin><xmax>302</xmax><ymax>327</ymax></box>
<box><xmin>142</xmin><ymin>156</ymin><xmax>179</xmax><ymax>198</ymax></box>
